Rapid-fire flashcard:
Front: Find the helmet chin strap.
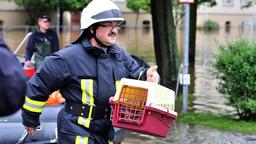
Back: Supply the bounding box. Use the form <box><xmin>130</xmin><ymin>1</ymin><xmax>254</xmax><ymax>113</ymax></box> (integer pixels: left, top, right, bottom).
<box><xmin>92</xmin><ymin>27</ymin><xmax>109</xmax><ymax>48</ymax></box>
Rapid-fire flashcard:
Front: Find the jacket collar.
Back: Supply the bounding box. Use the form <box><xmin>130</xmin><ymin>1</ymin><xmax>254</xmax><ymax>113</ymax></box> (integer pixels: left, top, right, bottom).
<box><xmin>81</xmin><ymin>38</ymin><xmax>120</xmax><ymax>55</ymax></box>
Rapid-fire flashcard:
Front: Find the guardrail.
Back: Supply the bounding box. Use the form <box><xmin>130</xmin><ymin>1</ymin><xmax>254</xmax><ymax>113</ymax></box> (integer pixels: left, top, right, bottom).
<box><xmin>13</xmin><ymin>32</ymin><xmax>32</xmax><ymax>55</ymax></box>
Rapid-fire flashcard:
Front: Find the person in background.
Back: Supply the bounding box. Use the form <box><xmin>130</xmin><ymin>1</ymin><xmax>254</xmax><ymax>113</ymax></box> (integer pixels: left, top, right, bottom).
<box><xmin>0</xmin><ymin>35</ymin><xmax>26</xmax><ymax>116</ymax></box>
<box><xmin>22</xmin><ymin>0</ymin><xmax>160</xmax><ymax>143</ymax></box>
<box><xmin>24</xmin><ymin>14</ymin><xmax>59</xmax><ymax>69</ymax></box>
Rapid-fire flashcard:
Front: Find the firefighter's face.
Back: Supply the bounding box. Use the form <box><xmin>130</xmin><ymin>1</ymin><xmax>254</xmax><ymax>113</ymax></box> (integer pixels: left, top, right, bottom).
<box><xmin>95</xmin><ymin>21</ymin><xmax>121</xmax><ymax>46</ymax></box>
<box><xmin>38</xmin><ymin>19</ymin><xmax>50</xmax><ymax>31</ymax></box>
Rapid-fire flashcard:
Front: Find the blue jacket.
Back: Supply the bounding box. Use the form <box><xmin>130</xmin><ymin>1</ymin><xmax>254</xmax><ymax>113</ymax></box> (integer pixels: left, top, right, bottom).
<box><xmin>22</xmin><ymin>37</ymin><xmax>147</xmax><ymax>142</ymax></box>
<box><xmin>0</xmin><ymin>36</ymin><xmax>26</xmax><ymax>116</ymax></box>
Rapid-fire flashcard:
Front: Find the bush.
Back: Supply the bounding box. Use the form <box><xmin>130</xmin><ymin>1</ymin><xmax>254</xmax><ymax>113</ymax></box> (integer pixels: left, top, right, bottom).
<box><xmin>203</xmin><ymin>19</ymin><xmax>219</xmax><ymax>31</ymax></box>
<box><xmin>213</xmin><ymin>39</ymin><xmax>256</xmax><ymax>120</ymax></box>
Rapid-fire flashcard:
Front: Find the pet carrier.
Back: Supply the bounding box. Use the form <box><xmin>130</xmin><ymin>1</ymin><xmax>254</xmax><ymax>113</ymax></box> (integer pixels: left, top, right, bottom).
<box><xmin>109</xmin><ymin>78</ymin><xmax>177</xmax><ymax>137</ymax></box>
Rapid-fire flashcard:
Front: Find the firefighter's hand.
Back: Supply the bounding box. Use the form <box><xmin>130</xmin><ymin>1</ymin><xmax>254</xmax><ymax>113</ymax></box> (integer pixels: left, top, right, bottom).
<box><xmin>146</xmin><ymin>66</ymin><xmax>160</xmax><ymax>83</ymax></box>
<box><xmin>25</xmin><ymin>126</ymin><xmax>37</xmax><ymax>135</ymax></box>
<box><xmin>24</xmin><ymin>60</ymin><xmax>32</xmax><ymax>68</ymax></box>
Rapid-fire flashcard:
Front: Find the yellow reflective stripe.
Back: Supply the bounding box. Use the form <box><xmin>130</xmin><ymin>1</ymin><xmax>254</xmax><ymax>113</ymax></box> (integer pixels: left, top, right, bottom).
<box><xmin>115</xmin><ymin>80</ymin><xmax>121</xmax><ymax>98</ymax></box>
<box><xmin>25</xmin><ymin>97</ymin><xmax>46</xmax><ymax>106</ymax></box>
<box><xmin>115</xmin><ymin>80</ymin><xmax>120</xmax><ymax>88</ymax></box>
<box><xmin>75</xmin><ymin>136</ymin><xmax>89</xmax><ymax>144</ymax></box>
<box><xmin>81</xmin><ymin>79</ymin><xmax>94</xmax><ymax>121</ymax></box>
<box><xmin>23</xmin><ymin>97</ymin><xmax>46</xmax><ymax>113</ymax></box>
<box><xmin>23</xmin><ymin>104</ymin><xmax>43</xmax><ymax>113</ymax></box>
<box><xmin>87</xmin><ymin>80</ymin><xmax>94</xmax><ymax>105</ymax></box>
<box><xmin>108</xmin><ymin>140</ymin><xmax>113</xmax><ymax>144</ymax></box>
<box><xmin>81</xmin><ymin>80</ymin><xmax>86</xmax><ymax>104</ymax></box>
<box><xmin>81</xmin><ymin>79</ymin><xmax>94</xmax><ymax>105</ymax></box>
<box><xmin>75</xmin><ymin>136</ymin><xmax>80</xmax><ymax>144</ymax></box>
<box><xmin>88</xmin><ymin>104</ymin><xmax>93</xmax><ymax>121</ymax></box>
<box><xmin>77</xmin><ymin>116</ymin><xmax>91</xmax><ymax>128</ymax></box>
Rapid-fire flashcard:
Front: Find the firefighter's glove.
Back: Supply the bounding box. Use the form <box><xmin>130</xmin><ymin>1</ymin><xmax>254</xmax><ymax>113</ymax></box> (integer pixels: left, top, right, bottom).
<box><xmin>146</xmin><ymin>66</ymin><xmax>160</xmax><ymax>83</ymax></box>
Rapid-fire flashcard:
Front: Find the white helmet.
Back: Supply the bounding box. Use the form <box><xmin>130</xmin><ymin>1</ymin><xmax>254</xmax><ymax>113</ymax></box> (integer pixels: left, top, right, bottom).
<box><xmin>80</xmin><ymin>0</ymin><xmax>124</xmax><ymax>30</ymax></box>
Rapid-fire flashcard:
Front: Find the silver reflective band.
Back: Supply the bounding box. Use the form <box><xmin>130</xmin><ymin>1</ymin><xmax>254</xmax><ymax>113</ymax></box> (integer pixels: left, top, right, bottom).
<box><xmin>92</xmin><ymin>9</ymin><xmax>123</xmax><ymax>20</ymax></box>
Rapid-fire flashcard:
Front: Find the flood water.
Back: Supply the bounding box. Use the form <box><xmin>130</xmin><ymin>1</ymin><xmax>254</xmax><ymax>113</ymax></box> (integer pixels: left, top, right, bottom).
<box><xmin>2</xmin><ymin>27</ymin><xmax>256</xmax><ymax>143</ymax></box>
<box><xmin>4</xmin><ymin>27</ymin><xmax>252</xmax><ymax>115</ymax></box>
<box><xmin>123</xmin><ymin>121</ymin><xmax>256</xmax><ymax>144</ymax></box>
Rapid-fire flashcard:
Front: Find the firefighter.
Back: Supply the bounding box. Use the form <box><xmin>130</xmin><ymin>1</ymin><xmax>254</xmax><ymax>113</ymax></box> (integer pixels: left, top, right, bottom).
<box><xmin>0</xmin><ymin>35</ymin><xmax>26</xmax><ymax>116</ymax></box>
<box><xmin>23</xmin><ymin>15</ymin><xmax>62</xmax><ymax>105</ymax></box>
<box><xmin>24</xmin><ymin>14</ymin><xmax>59</xmax><ymax>69</ymax></box>
<box><xmin>22</xmin><ymin>0</ymin><xmax>159</xmax><ymax>143</ymax></box>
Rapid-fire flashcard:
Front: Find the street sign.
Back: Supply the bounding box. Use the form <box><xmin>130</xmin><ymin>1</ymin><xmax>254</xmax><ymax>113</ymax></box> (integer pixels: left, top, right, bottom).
<box><xmin>179</xmin><ymin>74</ymin><xmax>190</xmax><ymax>85</ymax></box>
<box><xmin>178</xmin><ymin>0</ymin><xmax>195</xmax><ymax>4</ymax></box>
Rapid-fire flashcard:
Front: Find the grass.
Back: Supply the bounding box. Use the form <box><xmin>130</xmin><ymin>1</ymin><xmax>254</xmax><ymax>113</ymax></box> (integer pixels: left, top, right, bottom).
<box><xmin>178</xmin><ymin>110</ymin><xmax>256</xmax><ymax>134</ymax></box>
<box><xmin>175</xmin><ymin>95</ymin><xmax>256</xmax><ymax>134</ymax></box>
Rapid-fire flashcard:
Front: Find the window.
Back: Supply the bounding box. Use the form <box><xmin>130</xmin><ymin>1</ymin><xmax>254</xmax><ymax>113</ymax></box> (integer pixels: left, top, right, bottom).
<box><xmin>223</xmin><ymin>0</ymin><xmax>234</xmax><ymax>6</ymax></box>
<box><xmin>240</xmin><ymin>0</ymin><xmax>250</xmax><ymax>7</ymax></box>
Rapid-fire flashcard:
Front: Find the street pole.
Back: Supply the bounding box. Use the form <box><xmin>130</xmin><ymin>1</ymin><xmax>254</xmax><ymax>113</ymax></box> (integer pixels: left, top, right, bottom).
<box><xmin>56</xmin><ymin>0</ymin><xmax>60</xmax><ymax>38</ymax></box>
<box><xmin>182</xmin><ymin>3</ymin><xmax>190</xmax><ymax>113</ymax></box>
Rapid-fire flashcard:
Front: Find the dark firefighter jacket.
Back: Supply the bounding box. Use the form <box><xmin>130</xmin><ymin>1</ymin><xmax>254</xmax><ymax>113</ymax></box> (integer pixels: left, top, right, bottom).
<box><xmin>0</xmin><ymin>36</ymin><xmax>26</xmax><ymax>116</ymax></box>
<box><xmin>22</xmin><ymin>37</ymin><xmax>147</xmax><ymax>141</ymax></box>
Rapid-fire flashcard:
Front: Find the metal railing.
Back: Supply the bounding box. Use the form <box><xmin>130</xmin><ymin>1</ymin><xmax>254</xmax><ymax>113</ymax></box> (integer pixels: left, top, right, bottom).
<box><xmin>13</xmin><ymin>32</ymin><xmax>32</xmax><ymax>55</ymax></box>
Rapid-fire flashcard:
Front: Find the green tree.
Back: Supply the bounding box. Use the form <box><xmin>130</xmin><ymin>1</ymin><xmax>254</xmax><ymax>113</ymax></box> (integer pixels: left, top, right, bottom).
<box><xmin>57</xmin><ymin>0</ymin><xmax>91</xmax><ymax>11</ymax></box>
<box><xmin>126</xmin><ymin>0</ymin><xmax>179</xmax><ymax>90</ymax></box>
<box><xmin>126</xmin><ymin>0</ymin><xmax>150</xmax><ymax>27</ymax></box>
<box><xmin>14</xmin><ymin>0</ymin><xmax>91</xmax><ymax>25</ymax></box>
<box><xmin>54</xmin><ymin>0</ymin><xmax>91</xmax><ymax>31</ymax></box>
<box><xmin>14</xmin><ymin>0</ymin><xmax>55</xmax><ymax>25</ymax></box>
<box><xmin>150</xmin><ymin>0</ymin><xmax>217</xmax><ymax>90</ymax></box>
<box><xmin>151</xmin><ymin>0</ymin><xmax>179</xmax><ymax>90</ymax></box>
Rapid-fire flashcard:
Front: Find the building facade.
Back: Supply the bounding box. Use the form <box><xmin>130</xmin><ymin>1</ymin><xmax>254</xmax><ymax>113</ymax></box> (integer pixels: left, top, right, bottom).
<box><xmin>113</xmin><ymin>0</ymin><xmax>152</xmax><ymax>28</ymax></box>
<box><xmin>1</xmin><ymin>0</ymin><xmax>256</xmax><ymax>30</ymax></box>
<box><xmin>0</xmin><ymin>0</ymin><xmax>28</xmax><ymax>27</ymax></box>
<box><xmin>197</xmin><ymin>0</ymin><xmax>256</xmax><ymax>28</ymax></box>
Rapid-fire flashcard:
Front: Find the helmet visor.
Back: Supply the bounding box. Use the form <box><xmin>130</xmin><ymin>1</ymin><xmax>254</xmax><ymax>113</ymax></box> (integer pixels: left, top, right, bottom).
<box><xmin>91</xmin><ymin>9</ymin><xmax>123</xmax><ymax>21</ymax></box>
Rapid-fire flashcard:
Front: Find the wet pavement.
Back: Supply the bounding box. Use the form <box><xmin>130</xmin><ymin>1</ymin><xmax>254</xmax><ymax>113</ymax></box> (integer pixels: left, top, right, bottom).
<box><xmin>122</xmin><ymin>121</ymin><xmax>256</xmax><ymax>144</ymax></box>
